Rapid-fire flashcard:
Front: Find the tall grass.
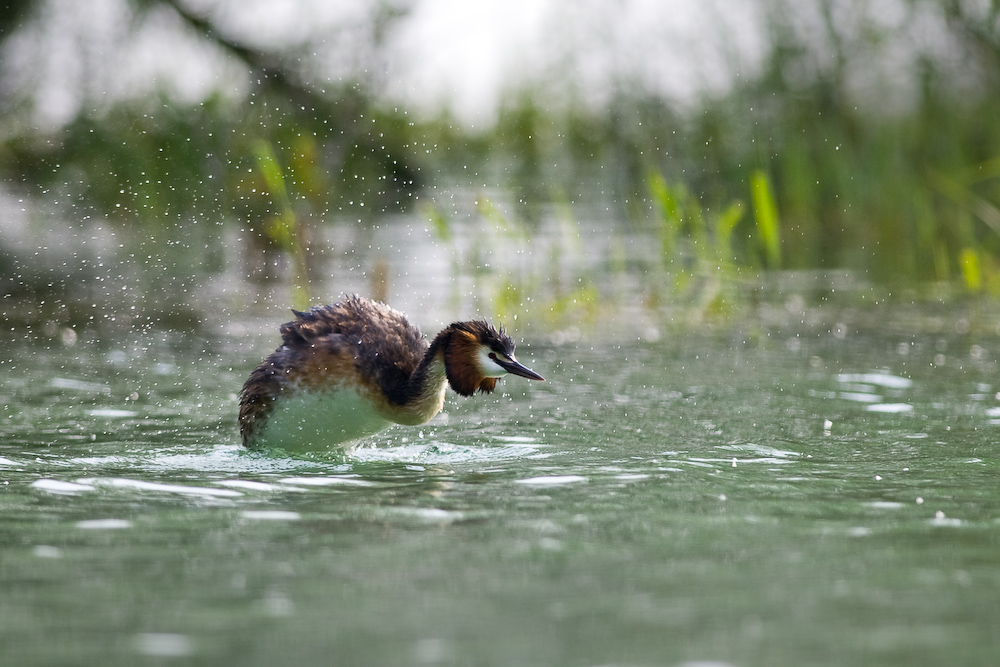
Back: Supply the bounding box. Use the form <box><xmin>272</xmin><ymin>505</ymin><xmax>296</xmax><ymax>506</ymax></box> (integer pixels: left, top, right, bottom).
<box><xmin>5</xmin><ymin>0</ymin><xmax>1000</xmax><ymax>316</ymax></box>
<box><xmin>253</xmin><ymin>140</ymin><xmax>312</xmax><ymax>310</ymax></box>
<box><xmin>750</xmin><ymin>171</ymin><xmax>781</xmax><ymax>270</ymax></box>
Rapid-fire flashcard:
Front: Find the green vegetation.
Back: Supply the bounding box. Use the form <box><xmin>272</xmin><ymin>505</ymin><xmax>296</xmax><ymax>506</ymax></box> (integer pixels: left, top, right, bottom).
<box><xmin>646</xmin><ymin>169</ymin><xmax>746</xmax><ymax>316</ymax></box>
<box><xmin>3</xmin><ymin>0</ymin><xmax>1000</xmax><ymax>330</ymax></box>
<box><xmin>252</xmin><ymin>140</ymin><xmax>311</xmax><ymax>309</ymax></box>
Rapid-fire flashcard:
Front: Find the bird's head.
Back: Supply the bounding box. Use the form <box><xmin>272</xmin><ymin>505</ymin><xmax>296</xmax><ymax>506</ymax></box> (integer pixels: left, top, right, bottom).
<box><xmin>440</xmin><ymin>321</ymin><xmax>544</xmax><ymax>396</ymax></box>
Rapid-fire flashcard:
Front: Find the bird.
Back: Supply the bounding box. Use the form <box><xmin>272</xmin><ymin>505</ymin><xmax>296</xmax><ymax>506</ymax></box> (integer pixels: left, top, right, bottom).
<box><xmin>238</xmin><ymin>295</ymin><xmax>544</xmax><ymax>449</ymax></box>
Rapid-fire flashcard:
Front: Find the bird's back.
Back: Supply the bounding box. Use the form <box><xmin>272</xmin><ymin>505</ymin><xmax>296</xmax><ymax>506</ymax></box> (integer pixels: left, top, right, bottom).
<box><xmin>284</xmin><ymin>296</ymin><xmax>428</xmax><ymax>403</ymax></box>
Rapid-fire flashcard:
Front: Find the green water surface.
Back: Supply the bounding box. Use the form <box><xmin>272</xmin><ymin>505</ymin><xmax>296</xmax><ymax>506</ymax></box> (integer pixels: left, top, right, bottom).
<box><xmin>2</xmin><ymin>319</ymin><xmax>1000</xmax><ymax>666</ymax></box>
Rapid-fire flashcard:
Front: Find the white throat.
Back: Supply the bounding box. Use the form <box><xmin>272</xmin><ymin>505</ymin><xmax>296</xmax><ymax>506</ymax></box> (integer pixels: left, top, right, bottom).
<box><xmin>477</xmin><ymin>347</ymin><xmax>508</xmax><ymax>378</ymax></box>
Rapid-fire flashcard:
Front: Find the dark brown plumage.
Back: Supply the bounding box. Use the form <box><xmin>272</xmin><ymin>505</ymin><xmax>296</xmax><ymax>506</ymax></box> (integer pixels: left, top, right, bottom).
<box><xmin>238</xmin><ymin>295</ymin><xmax>543</xmax><ymax>449</ymax></box>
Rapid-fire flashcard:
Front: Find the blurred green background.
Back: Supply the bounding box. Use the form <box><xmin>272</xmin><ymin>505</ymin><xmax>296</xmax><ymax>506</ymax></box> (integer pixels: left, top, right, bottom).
<box><xmin>2</xmin><ymin>0</ymin><xmax>1000</xmax><ymax>333</ymax></box>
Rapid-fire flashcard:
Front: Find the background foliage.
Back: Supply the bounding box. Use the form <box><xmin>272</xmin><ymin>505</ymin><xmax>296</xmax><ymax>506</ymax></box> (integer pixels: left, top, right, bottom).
<box><xmin>2</xmin><ymin>0</ymin><xmax>1000</xmax><ymax>328</ymax></box>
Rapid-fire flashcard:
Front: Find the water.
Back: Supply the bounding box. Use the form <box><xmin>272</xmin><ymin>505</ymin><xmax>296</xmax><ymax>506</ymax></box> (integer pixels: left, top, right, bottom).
<box><xmin>3</xmin><ymin>317</ymin><xmax>1000</xmax><ymax>666</ymax></box>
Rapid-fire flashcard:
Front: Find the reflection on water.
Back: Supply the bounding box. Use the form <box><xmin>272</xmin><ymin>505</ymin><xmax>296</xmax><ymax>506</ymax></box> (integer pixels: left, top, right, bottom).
<box><xmin>351</xmin><ymin>437</ymin><xmax>547</xmax><ymax>464</ymax></box>
<box><xmin>4</xmin><ymin>318</ymin><xmax>1000</xmax><ymax>665</ymax></box>
<box><xmin>832</xmin><ymin>370</ymin><xmax>916</xmax><ymax>414</ymax></box>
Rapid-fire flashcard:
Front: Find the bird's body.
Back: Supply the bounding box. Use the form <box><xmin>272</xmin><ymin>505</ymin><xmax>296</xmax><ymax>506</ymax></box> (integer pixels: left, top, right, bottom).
<box><xmin>239</xmin><ymin>295</ymin><xmax>543</xmax><ymax>449</ymax></box>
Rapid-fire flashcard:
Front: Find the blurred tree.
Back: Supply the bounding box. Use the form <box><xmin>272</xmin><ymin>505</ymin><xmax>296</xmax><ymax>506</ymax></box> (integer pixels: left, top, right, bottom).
<box><xmin>4</xmin><ymin>0</ymin><xmax>1000</xmax><ymax>308</ymax></box>
<box><xmin>0</xmin><ymin>0</ymin><xmax>32</xmax><ymax>40</ymax></box>
<box><xmin>0</xmin><ymin>0</ymin><xmax>428</xmax><ymax>319</ymax></box>
<box><xmin>0</xmin><ymin>0</ymin><xmax>422</xmax><ymax>256</ymax></box>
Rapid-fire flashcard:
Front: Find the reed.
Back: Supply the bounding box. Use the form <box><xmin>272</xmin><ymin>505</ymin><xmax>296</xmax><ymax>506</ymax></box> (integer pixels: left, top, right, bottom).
<box><xmin>253</xmin><ymin>140</ymin><xmax>311</xmax><ymax>310</ymax></box>
<box><xmin>6</xmin><ymin>0</ymin><xmax>1000</xmax><ymax>318</ymax></box>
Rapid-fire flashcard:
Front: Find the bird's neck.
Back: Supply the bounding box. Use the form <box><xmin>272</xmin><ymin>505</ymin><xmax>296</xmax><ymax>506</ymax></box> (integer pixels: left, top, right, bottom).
<box><xmin>390</xmin><ymin>326</ymin><xmax>489</xmax><ymax>425</ymax></box>
<box><xmin>388</xmin><ymin>347</ymin><xmax>448</xmax><ymax>425</ymax></box>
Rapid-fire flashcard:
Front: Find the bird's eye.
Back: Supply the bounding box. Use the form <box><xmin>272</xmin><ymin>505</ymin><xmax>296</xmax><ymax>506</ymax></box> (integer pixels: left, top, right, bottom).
<box><xmin>488</xmin><ymin>352</ymin><xmax>498</xmax><ymax>361</ymax></box>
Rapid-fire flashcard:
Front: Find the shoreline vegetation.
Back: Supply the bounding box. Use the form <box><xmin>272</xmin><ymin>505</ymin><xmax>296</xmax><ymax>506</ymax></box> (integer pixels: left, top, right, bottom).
<box><xmin>2</xmin><ymin>1</ymin><xmax>1000</xmax><ymax>336</ymax></box>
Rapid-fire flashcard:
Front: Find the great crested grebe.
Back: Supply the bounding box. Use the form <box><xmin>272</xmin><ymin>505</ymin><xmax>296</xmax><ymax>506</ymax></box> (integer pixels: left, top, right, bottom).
<box><xmin>238</xmin><ymin>295</ymin><xmax>544</xmax><ymax>449</ymax></box>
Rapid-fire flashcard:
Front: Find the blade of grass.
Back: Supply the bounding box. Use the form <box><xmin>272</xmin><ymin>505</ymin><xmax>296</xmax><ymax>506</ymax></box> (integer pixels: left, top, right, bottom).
<box><xmin>751</xmin><ymin>170</ymin><xmax>781</xmax><ymax>269</ymax></box>
<box><xmin>254</xmin><ymin>140</ymin><xmax>311</xmax><ymax>309</ymax></box>
<box><xmin>647</xmin><ymin>169</ymin><xmax>682</xmax><ymax>261</ymax></box>
<box><xmin>715</xmin><ymin>200</ymin><xmax>745</xmax><ymax>261</ymax></box>
<box><xmin>960</xmin><ymin>247</ymin><xmax>982</xmax><ymax>291</ymax></box>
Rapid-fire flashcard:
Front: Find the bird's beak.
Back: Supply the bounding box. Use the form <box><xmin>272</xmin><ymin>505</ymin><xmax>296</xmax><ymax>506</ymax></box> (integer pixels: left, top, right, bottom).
<box><xmin>496</xmin><ymin>357</ymin><xmax>545</xmax><ymax>381</ymax></box>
